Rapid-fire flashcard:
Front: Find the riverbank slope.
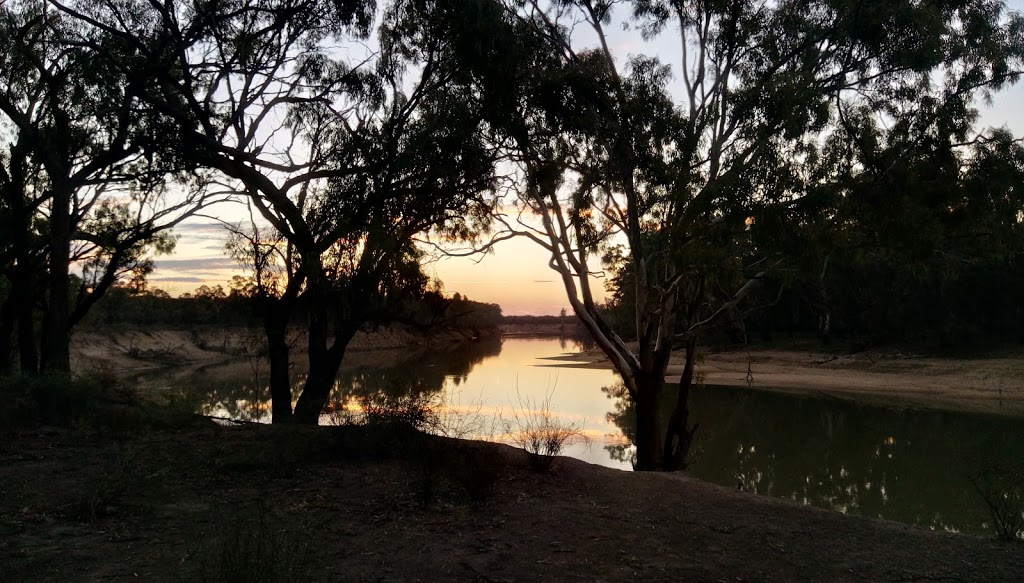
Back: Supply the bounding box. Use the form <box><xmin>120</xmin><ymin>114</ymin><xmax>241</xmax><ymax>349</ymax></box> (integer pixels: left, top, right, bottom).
<box><xmin>2</xmin><ymin>422</ymin><xmax>1021</xmax><ymax>582</ymax></box>
<box><xmin>70</xmin><ymin>325</ymin><xmax>496</xmax><ymax>374</ymax></box>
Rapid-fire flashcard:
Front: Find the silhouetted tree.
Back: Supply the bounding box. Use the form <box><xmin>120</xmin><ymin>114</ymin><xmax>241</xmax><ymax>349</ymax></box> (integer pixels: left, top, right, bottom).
<box><xmin>55</xmin><ymin>0</ymin><xmax>498</xmax><ymax>422</ymax></box>
<box><xmin>470</xmin><ymin>0</ymin><xmax>1024</xmax><ymax>469</ymax></box>
<box><xmin>0</xmin><ymin>2</ymin><xmax>207</xmax><ymax>373</ymax></box>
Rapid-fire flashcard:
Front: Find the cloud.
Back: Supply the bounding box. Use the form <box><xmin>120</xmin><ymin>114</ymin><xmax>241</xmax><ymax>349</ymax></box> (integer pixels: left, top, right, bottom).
<box><xmin>154</xmin><ymin>257</ymin><xmax>238</xmax><ymax>271</ymax></box>
<box><xmin>171</xmin><ymin>222</ymin><xmax>233</xmax><ymax>242</ymax></box>
<box><xmin>150</xmin><ymin>276</ymin><xmax>206</xmax><ymax>284</ymax></box>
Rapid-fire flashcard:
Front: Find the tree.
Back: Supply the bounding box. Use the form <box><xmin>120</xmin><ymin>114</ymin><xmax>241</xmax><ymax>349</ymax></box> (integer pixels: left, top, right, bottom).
<box><xmin>56</xmin><ymin>0</ymin><xmax>498</xmax><ymax>422</ymax></box>
<box><xmin>0</xmin><ymin>1</ymin><xmax>207</xmax><ymax>374</ymax></box>
<box><xmin>474</xmin><ymin>0</ymin><xmax>1024</xmax><ymax>469</ymax></box>
<box><xmin>787</xmin><ymin>119</ymin><xmax>1024</xmax><ymax>346</ymax></box>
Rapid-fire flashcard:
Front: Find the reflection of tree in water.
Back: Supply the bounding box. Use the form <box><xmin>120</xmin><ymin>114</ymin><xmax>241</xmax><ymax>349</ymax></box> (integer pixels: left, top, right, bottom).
<box><xmin>167</xmin><ymin>336</ymin><xmax>503</xmax><ymax>423</ymax></box>
<box><xmin>602</xmin><ymin>382</ymin><xmax>1024</xmax><ymax>535</ymax></box>
<box><xmin>601</xmin><ymin>383</ymin><xmax>635</xmax><ymax>466</ymax></box>
<box><xmin>328</xmin><ymin>337</ymin><xmax>502</xmax><ymax>410</ymax></box>
<box><xmin>559</xmin><ymin>334</ymin><xmax>596</xmax><ymax>352</ymax></box>
<box><xmin>147</xmin><ymin>363</ymin><xmax>274</xmax><ymax>423</ymax></box>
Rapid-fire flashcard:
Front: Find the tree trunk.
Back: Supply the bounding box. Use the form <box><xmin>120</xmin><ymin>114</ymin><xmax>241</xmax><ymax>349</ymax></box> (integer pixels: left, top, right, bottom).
<box><xmin>292</xmin><ymin>308</ymin><xmax>354</xmax><ymax>425</ymax></box>
<box><xmin>633</xmin><ymin>373</ymin><xmax>664</xmax><ymax>471</ymax></box>
<box><xmin>6</xmin><ymin>183</ymin><xmax>37</xmax><ymax>375</ymax></box>
<box><xmin>41</xmin><ymin>184</ymin><xmax>72</xmax><ymax>373</ymax></box>
<box><xmin>11</xmin><ymin>252</ymin><xmax>38</xmax><ymax>375</ymax></box>
<box><xmin>663</xmin><ymin>338</ymin><xmax>698</xmax><ymax>471</ymax></box>
<box><xmin>0</xmin><ymin>291</ymin><xmax>15</xmax><ymax>375</ymax></box>
<box><xmin>292</xmin><ymin>358</ymin><xmax>343</xmax><ymax>424</ymax></box>
<box><xmin>264</xmin><ymin>303</ymin><xmax>293</xmax><ymax>424</ymax></box>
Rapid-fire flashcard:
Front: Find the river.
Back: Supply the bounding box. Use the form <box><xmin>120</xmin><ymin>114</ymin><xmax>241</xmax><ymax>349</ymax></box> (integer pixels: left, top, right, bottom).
<box><xmin>143</xmin><ymin>335</ymin><xmax>1024</xmax><ymax>536</ymax></box>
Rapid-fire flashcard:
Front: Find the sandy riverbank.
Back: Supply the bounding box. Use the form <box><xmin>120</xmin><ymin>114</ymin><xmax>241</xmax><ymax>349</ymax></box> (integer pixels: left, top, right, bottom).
<box><xmin>70</xmin><ymin>327</ymin><xmax>1024</xmax><ymax>418</ymax></box>
<box><xmin>568</xmin><ymin>344</ymin><xmax>1024</xmax><ymax>418</ymax></box>
<box><xmin>70</xmin><ymin>326</ymin><xmax>496</xmax><ymax>374</ymax></box>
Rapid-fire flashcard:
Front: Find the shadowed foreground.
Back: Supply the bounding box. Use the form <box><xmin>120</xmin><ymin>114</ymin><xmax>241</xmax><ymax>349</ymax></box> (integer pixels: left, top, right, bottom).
<box><xmin>1</xmin><ymin>423</ymin><xmax>1021</xmax><ymax>582</ymax></box>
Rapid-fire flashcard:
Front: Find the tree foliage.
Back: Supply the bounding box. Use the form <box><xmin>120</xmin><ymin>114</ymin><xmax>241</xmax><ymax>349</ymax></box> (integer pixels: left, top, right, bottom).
<box><xmin>465</xmin><ymin>0</ymin><xmax>1024</xmax><ymax>469</ymax></box>
<box><xmin>48</xmin><ymin>0</ymin><xmax>500</xmax><ymax>422</ymax></box>
<box><xmin>0</xmin><ymin>0</ymin><xmax>205</xmax><ymax>373</ymax></box>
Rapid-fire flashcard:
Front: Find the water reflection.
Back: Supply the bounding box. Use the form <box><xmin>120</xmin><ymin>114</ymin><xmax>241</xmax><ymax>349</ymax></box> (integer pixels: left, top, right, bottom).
<box><xmin>603</xmin><ymin>382</ymin><xmax>1024</xmax><ymax>534</ymax></box>
<box><xmin>148</xmin><ymin>337</ymin><xmax>504</xmax><ymax>423</ymax></box>
<box><xmin>143</xmin><ymin>337</ymin><xmax>1024</xmax><ymax>535</ymax></box>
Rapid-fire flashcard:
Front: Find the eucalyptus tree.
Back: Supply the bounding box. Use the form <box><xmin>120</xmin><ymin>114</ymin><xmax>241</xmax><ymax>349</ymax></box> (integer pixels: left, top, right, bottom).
<box><xmin>481</xmin><ymin>0</ymin><xmax>1024</xmax><ymax>470</ymax></box>
<box><xmin>787</xmin><ymin>117</ymin><xmax>1024</xmax><ymax>346</ymax></box>
<box><xmin>0</xmin><ymin>1</ymin><xmax>203</xmax><ymax>374</ymax></box>
<box><xmin>54</xmin><ymin>0</ymin><xmax>498</xmax><ymax>422</ymax></box>
<box><xmin>0</xmin><ymin>96</ymin><xmax>41</xmax><ymax>374</ymax></box>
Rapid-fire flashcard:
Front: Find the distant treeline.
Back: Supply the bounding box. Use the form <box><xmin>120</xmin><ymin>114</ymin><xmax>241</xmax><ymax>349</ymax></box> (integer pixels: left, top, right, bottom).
<box><xmin>603</xmin><ymin>253</ymin><xmax>1024</xmax><ymax>352</ymax></box>
<box><xmin>80</xmin><ymin>285</ymin><xmax>502</xmax><ymax>332</ymax></box>
<box><xmin>500</xmin><ymin>314</ymin><xmax>569</xmax><ymax>325</ymax></box>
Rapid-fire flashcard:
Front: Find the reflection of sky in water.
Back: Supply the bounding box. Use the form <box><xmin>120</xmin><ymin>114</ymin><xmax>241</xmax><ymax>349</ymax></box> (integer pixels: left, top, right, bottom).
<box><xmin>148</xmin><ymin>337</ymin><xmax>1024</xmax><ymax>536</ymax></box>
<box><xmin>422</xmin><ymin>337</ymin><xmax>629</xmax><ymax>469</ymax></box>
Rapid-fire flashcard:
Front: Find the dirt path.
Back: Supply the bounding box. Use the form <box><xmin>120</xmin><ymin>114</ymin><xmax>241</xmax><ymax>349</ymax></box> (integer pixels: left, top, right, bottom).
<box><xmin>2</xmin><ymin>426</ymin><xmax>1022</xmax><ymax>582</ymax></box>
<box><xmin>569</xmin><ymin>345</ymin><xmax>1024</xmax><ymax>418</ymax></box>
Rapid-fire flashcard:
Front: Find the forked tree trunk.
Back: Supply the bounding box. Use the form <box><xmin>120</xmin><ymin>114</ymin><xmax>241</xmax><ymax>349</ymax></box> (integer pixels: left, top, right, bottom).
<box><xmin>292</xmin><ymin>356</ymin><xmax>344</xmax><ymax>424</ymax></box>
<box><xmin>292</xmin><ymin>292</ymin><xmax>358</xmax><ymax>425</ymax></box>
<box><xmin>292</xmin><ymin>336</ymin><xmax>352</xmax><ymax>424</ymax></box>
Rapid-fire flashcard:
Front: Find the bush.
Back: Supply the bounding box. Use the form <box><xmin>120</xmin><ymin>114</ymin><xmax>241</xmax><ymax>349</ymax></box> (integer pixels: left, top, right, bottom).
<box><xmin>503</xmin><ymin>389</ymin><xmax>589</xmax><ymax>472</ymax></box>
<box><xmin>190</xmin><ymin>502</ymin><xmax>310</xmax><ymax>583</ymax></box>
<box><xmin>361</xmin><ymin>391</ymin><xmax>439</xmax><ymax>433</ymax></box>
<box><xmin>0</xmin><ymin>371</ymin><xmax>187</xmax><ymax>435</ymax></box>
<box><xmin>0</xmin><ymin>373</ymin><xmax>110</xmax><ymax>429</ymax></box>
<box><xmin>970</xmin><ymin>464</ymin><xmax>1024</xmax><ymax>541</ymax></box>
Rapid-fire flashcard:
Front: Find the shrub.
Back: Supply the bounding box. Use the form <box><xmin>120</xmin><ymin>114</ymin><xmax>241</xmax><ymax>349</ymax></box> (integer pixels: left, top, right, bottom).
<box><xmin>0</xmin><ymin>373</ymin><xmax>110</xmax><ymax>429</ymax></box>
<box><xmin>361</xmin><ymin>390</ymin><xmax>439</xmax><ymax>432</ymax></box>
<box><xmin>970</xmin><ymin>464</ymin><xmax>1024</xmax><ymax>541</ymax></box>
<box><xmin>190</xmin><ymin>502</ymin><xmax>310</xmax><ymax>583</ymax></box>
<box><xmin>503</xmin><ymin>389</ymin><xmax>589</xmax><ymax>472</ymax></box>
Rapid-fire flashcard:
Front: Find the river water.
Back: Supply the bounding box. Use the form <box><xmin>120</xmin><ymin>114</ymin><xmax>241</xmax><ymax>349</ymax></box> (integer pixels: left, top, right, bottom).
<box><xmin>145</xmin><ymin>335</ymin><xmax>1024</xmax><ymax>536</ymax></box>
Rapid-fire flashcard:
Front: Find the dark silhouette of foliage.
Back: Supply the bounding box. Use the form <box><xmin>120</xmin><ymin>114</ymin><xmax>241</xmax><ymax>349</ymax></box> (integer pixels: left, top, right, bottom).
<box><xmin>457</xmin><ymin>0</ymin><xmax>1024</xmax><ymax>469</ymax></box>
<box><xmin>0</xmin><ymin>1</ymin><xmax>209</xmax><ymax>374</ymax></box>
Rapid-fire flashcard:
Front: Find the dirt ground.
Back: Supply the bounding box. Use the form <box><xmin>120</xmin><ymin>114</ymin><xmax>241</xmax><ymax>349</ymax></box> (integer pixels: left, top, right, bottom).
<box><xmin>568</xmin><ymin>344</ymin><xmax>1024</xmax><ymax>419</ymax></box>
<box><xmin>2</xmin><ymin>423</ymin><xmax>1022</xmax><ymax>583</ymax></box>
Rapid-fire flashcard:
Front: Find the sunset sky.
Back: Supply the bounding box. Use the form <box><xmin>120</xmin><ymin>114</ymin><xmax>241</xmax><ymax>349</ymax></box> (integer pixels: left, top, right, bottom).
<box><xmin>148</xmin><ymin>3</ymin><xmax>1024</xmax><ymax>315</ymax></box>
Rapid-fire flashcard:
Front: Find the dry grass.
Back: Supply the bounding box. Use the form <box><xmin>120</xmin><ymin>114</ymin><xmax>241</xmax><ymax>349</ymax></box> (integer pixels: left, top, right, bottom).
<box><xmin>503</xmin><ymin>388</ymin><xmax>590</xmax><ymax>472</ymax></box>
